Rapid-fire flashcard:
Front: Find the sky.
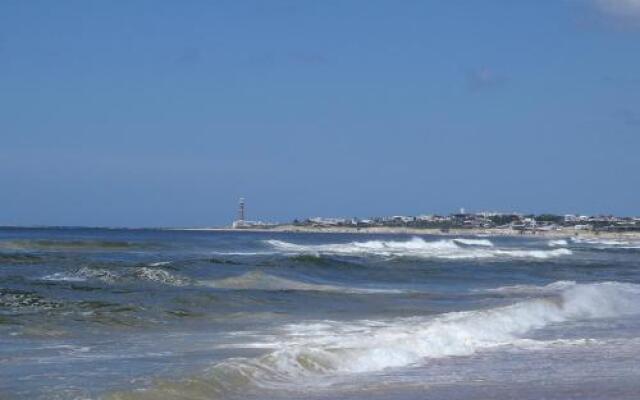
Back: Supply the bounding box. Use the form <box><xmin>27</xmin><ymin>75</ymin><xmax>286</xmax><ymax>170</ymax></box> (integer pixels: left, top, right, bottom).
<box><xmin>1</xmin><ymin>0</ymin><xmax>640</xmax><ymax>227</ymax></box>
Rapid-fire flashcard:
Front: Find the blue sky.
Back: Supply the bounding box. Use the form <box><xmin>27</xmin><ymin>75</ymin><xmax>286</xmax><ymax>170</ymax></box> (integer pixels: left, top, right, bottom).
<box><xmin>1</xmin><ymin>1</ymin><xmax>639</xmax><ymax>227</ymax></box>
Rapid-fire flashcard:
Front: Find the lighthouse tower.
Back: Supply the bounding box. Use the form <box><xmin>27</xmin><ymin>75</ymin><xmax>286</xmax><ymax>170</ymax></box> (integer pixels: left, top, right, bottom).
<box><xmin>233</xmin><ymin>197</ymin><xmax>246</xmax><ymax>228</ymax></box>
<box><xmin>238</xmin><ymin>197</ymin><xmax>245</xmax><ymax>222</ymax></box>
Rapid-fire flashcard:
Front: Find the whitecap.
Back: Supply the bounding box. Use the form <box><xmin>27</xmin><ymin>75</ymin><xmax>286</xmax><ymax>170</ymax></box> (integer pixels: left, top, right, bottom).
<box><xmin>265</xmin><ymin>237</ymin><xmax>572</xmax><ymax>260</ymax></box>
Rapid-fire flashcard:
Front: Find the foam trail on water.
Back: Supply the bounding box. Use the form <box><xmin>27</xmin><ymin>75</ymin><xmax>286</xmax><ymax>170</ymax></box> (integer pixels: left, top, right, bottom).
<box><xmin>39</xmin><ymin>266</ymin><xmax>190</xmax><ymax>286</ymax></box>
<box><xmin>266</xmin><ymin>237</ymin><xmax>572</xmax><ymax>260</ymax></box>
<box><xmin>571</xmin><ymin>237</ymin><xmax>640</xmax><ymax>249</ymax></box>
<box><xmin>480</xmin><ymin>280</ymin><xmax>577</xmax><ymax>295</ymax></box>
<box><xmin>41</xmin><ymin>272</ymin><xmax>87</xmax><ymax>282</ymax></box>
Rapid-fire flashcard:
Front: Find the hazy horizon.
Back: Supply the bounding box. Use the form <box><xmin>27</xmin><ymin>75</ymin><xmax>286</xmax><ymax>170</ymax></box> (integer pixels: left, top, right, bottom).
<box><xmin>1</xmin><ymin>205</ymin><xmax>639</xmax><ymax>229</ymax></box>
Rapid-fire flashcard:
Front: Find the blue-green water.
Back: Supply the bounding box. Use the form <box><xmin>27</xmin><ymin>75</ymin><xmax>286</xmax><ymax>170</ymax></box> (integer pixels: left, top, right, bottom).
<box><xmin>1</xmin><ymin>228</ymin><xmax>640</xmax><ymax>399</ymax></box>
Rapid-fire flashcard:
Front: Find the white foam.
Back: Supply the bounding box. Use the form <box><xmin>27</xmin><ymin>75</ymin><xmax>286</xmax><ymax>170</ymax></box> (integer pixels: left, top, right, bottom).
<box><xmin>481</xmin><ymin>280</ymin><xmax>577</xmax><ymax>295</ymax></box>
<box><xmin>492</xmin><ymin>248</ymin><xmax>573</xmax><ymax>259</ymax></box>
<box><xmin>148</xmin><ymin>261</ymin><xmax>171</xmax><ymax>267</ymax></box>
<box><xmin>265</xmin><ymin>237</ymin><xmax>572</xmax><ymax>260</ymax></box>
<box><xmin>75</xmin><ymin>267</ymin><xmax>119</xmax><ymax>283</ymax></box>
<box><xmin>40</xmin><ymin>272</ymin><xmax>87</xmax><ymax>282</ymax></box>
<box><xmin>210</xmin><ymin>281</ymin><xmax>640</xmax><ymax>386</ymax></box>
<box><xmin>453</xmin><ymin>238</ymin><xmax>494</xmax><ymax>247</ymax></box>
<box><xmin>571</xmin><ymin>237</ymin><xmax>640</xmax><ymax>248</ymax></box>
<box><xmin>41</xmin><ymin>266</ymin><xmax>189</xmax><ymax>286</ymax></box>
<box><xmin>134</xmin><ymin>267</ymin><xmax>189</xmax><ymax>286</ymax></box>
<box><xmin>548</xmin><ymin>239</ymin><xmax>568</xmax><ymax>247</ymax></box>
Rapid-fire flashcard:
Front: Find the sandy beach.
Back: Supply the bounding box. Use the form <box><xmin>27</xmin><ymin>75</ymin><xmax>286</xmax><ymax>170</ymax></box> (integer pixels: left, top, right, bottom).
<box><xmin>206</xmin><ymin>224</ymin><xmax>640</xmax><ymax>241</ymax></box>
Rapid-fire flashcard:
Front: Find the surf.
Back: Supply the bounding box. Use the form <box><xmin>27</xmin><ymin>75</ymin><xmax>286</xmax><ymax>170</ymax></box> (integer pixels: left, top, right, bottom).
<box><xmin>265</xmin><ymin>237</ymin><xmax>572</xmax><ymax>260</ymax></box>
<box><xmin>109</xmin><ymin>281</ymin><xmax>640</xmax><ymax>398</ymax></box>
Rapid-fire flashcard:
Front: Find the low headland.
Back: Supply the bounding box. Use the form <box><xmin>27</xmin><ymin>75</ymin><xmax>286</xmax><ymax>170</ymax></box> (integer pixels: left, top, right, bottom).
<box><xmin>224</xmin><ymin>211</ymin><xmax>640</xmax><ymax>240</ymax></box>
<box><xmin>219</xmin><ymin>224</ymin><xmax>640</xmax><ymax>240</ymax></box>
<box><xmin>11</xmin><ymin>224</ymin><xmax>638</xmax><ymax>240</ymax></box>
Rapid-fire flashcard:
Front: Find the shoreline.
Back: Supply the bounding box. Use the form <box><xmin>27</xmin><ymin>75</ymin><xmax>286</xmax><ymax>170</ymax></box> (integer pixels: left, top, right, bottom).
<box><xmin>189</xmin><ymin>225</ymin><xmax>640</xmax><ymax>240</ymax></box>
<box><xmin>3</xmin><ymin>225</ymin><xmax>638</xmax><ymax>241</ymax></box>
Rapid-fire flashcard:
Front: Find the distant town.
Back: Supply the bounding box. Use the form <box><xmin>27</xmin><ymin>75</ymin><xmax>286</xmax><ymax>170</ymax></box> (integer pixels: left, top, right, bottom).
<box><xmin>231</xmin><ymin>199</ymin><xmax>640</xmax><ymax>233</ymax></box>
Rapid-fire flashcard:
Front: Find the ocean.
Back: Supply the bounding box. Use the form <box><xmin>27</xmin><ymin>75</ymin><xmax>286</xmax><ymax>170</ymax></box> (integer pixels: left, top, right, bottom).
<box><xmin>1</xmin><ymin>227</ymin><xmax>639</xmax><ymax>399</ymax></box>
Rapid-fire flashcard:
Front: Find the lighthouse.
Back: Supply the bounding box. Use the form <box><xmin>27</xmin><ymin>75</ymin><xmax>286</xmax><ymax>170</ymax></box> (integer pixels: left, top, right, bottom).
<box><xmin>233</xmin><ymin>197</ymin><xmax>247</xmax><ymax>228</ymax></box>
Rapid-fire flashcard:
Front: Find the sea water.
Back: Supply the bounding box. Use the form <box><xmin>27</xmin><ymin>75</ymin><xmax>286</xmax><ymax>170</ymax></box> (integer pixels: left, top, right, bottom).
<box><xmin>1</xmin><ymin>228</ymin><xmax>639</xmax><ymax>399</ymax></box>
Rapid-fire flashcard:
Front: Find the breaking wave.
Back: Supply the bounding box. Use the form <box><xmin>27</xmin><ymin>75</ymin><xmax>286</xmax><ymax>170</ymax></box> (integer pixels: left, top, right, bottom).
<box><xmin>548</xmin><ymin>239</ymin><xmax>568</xmax><ymax>247</ymax></box>
<box><xmin>265</xmin><ymin>237</ymin><xmax>572</xmax><ymax>260</ymax></box>
<box><xmin>201</xmin><ymin>271</ymin><xmax>403</xmax><ymax>294</ymax></box>
<box><xmin>112</xmin><ymin>281</ymin><xmax>640</xmax><ymax>397</ymax></box>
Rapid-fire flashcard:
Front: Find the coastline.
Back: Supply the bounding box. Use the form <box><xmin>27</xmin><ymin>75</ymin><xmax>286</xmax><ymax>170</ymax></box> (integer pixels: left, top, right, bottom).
<box><xmin>191</xmin><ymin>225</ymin><xmax>640</xmax><ymax>240</ymax></box>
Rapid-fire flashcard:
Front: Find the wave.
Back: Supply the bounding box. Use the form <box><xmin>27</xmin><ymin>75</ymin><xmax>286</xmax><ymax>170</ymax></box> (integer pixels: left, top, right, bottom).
<box><xmin>113</xmin><ymin>281</ymin><xmax>640</xmax><ymax>397</ymax></box>
<box><xmin>571</xmin><ymin>237</ymin><xmax>640</xmax><ymax>249</ymax></box>
<box><xmin>206</xmin><ymin>257</ymin><xmax>244</xmax><ymax>265</ymax></box>
<box><xmin>265</xmin><ymin>237</ymin><xmax>572</xmax><ymax>260</ymax></box>
<box><xmin>147</xmin><ymin>261</ymin><xmax>171</xmax><ymax>267</ymax></box>
<box><xmin>42</xmin><ymin>267</ymin><xmax>119</xmax><ymax>284</ymax></box>
<box><xmin>40</xmin><ymin>266</ymin><xmax>190</xmax><ymax>287</ymax></box>
<box><xmin>254</xmin><ymin>282</ymin><xmax>640</xmax><ymax>374</ymax></box>
<box><xmin>288</xmin><ymin>254</ymin><xmax>345</xmax><ymax>266</ymax></box>
<box><xmin>133</xmin><ymin>267</ymin><xmax>190</xmax><ymax>286</ymax></box>
<box><xmin>200</xmin><ymin>271</ymin><xmax>403</xmax><ymax>294</ymax></box>
<box><xmin>481</xmin><ymin>280</ymin><xmax>577</xmax><ymax>295</ymax></box>
<box><xmin>492</xmin><ymin>248</ymin><xmax>572</xmax><ymax>259</ymax></box>
<box><xmin>548</xmin><ymin>239</ymin><xmax>568</xmax><ymax>247</ymax></box>
<box><xmin>452</xmin><ymin>238</ymin><xmax>494</xmax><ymax>247</ymax></box>
<box><xmin>283</xmin><ymin>254</ymin><xmax>363</xmax><ymax>270</ymax></box>
<box><xmin>40</xmin><ymin>272</ymin><xmax>88</xmax><ymax>282</ymax></box>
